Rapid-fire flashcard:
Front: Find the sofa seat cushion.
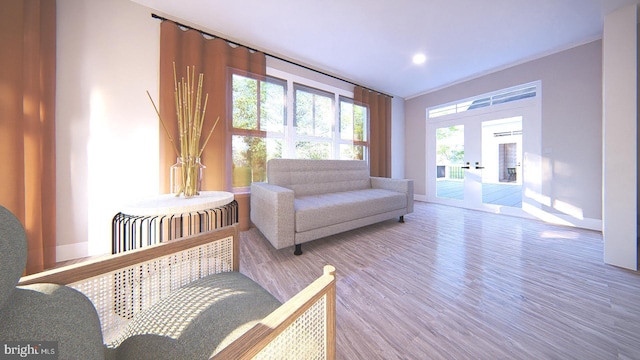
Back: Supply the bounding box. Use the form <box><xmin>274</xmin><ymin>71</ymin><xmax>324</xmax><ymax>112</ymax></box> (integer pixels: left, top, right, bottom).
<box><xmin>295</xmin><ymin>189</ymin><xmax>407</xmax><ymax>233</ymax></box>
<box><xmin>112</xmin><ymin>272</ymin><xmax>281</xmax><ymax>360</ymax></box>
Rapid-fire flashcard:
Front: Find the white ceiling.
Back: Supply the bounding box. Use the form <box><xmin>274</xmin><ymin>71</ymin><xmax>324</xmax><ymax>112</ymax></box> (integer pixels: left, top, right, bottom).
<box><xmin>132</xmin><ymin>0</ymin><xmax>639</xmax><ymax>98</ymax></box>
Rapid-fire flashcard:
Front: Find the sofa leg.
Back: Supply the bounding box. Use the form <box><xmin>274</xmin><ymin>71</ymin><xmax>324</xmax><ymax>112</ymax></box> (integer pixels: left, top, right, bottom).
<box><xmin>399</xmin><ymin>216</ymin><xmax>404</xmax><ymax>223</ymax></box>
<box><xmin>294</xmin><ymin>244</ymin><xmax>303</xmax><ymax>255</ymax></box>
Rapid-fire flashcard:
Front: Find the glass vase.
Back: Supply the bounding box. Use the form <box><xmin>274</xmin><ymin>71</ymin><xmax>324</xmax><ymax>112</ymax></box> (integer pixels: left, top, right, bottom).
<box><xmin>170</xmin><ymin>157</ymin><xmax>205</xmax><ymax>198</ymax></box>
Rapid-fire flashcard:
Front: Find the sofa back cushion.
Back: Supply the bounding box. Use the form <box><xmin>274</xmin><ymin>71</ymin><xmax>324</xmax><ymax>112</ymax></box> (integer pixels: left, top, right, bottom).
<box><xmin>267</xmin><ymin>159</ymin><xmax>371</xmax><ymax>196</ymax></box>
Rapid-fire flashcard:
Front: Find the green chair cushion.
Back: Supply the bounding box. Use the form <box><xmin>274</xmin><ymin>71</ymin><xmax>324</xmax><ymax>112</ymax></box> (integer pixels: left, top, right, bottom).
<box><xmin>0</xmin><ymin>283</ymin><xmax>105</xmax><ymax>360</ymax></box>
<box><xmin>0</xmin><ymin>206</ymin><xmax>27</xmax><ymax>309</ymax></box>
<box><xmin>112</xmin><ymin>272</ymin><xmax>282</xmax><ymax>360</ymax></box>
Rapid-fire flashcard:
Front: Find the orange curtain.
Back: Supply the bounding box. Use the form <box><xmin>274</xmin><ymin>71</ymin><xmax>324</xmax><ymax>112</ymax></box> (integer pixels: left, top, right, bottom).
<box><xmin>159</xmin><ymin>21</ymin><xmax>266</xmax><ymax>192</ymax></box>
<box><xmin>355</xmin><ymin>86</ymin><xmax>392</xmax><ymax>178</ymax></box>
<box><xmin>0</xmin><ymin>0</ymin><xmax>57</xmax><ymax>274</ymax></box>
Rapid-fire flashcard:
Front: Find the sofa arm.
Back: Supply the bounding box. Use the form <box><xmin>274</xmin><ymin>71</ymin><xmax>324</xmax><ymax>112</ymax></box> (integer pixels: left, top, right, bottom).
<box><xmin>250</xmin><ymin>182</ymin><xmax>295</xmax><ymax>249</ymax></box>
<box><xmin>370</xmin><ymin>177</ymin><xmax>414</xmax><ymax>214</ymax></box>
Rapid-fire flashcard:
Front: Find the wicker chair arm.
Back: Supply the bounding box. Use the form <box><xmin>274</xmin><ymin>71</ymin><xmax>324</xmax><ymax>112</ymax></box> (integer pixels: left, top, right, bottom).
<box><xmin>18</xmin><ymin>225</ymin><xmax>240</xmax><ymax>345</ymax></box>
<box><xmin>19</xmin><ymin>225</ymin><xmax>239</xmax><ymax>286</ymax></box>
<box><xmin>212</xmin><ymin>265</ymin><xmax>337</xmax><ymax>360</ymax></box>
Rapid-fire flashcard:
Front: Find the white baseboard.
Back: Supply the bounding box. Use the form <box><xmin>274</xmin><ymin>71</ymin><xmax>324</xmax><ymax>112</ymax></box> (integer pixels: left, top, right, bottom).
<box><xmin>56</xmin><ymin>242</ymin><xmax>88</xmax><ymax>263</ymax></box>
<box><xmin>523</xmin><ymin>211</ymin><xmax>602</xmax><ymax>231</ymax></box>
<box><xmin>414</xmin><ymin>194</ymin><xmax>428</xmax><ymax>202</ymax></box>
<box><xmin>413</xmin><ymin>195</ymin><xmax>602</xmax><ymax>231</ymax></box>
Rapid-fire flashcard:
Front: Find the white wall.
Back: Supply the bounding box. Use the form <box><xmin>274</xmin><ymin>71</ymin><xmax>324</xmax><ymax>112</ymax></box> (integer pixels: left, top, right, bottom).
<box><xmin>405</xmin><ymin>40</ymin><xmax>603</xmax><ymax>227</ymax></box>
<box><xmin>602</xmin><ymin>4</ymin><xmax>637</xmax><ymax>270</ymax></box>
<box><xmin>56</xmin><ymin>0</ymin><xmax>160</xmax><ymax>260</ymax></box>
<box><xmin>392</xmin><ymin>96</ymin><xmax>406</xmax><ymax>179</ymax></box>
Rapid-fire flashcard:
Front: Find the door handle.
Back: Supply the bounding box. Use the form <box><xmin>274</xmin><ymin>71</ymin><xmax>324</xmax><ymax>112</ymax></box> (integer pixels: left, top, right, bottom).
<box><xmin>461</xmin><ymin>162</ymin><xmax>470</xmax><ymax>169</ymax></box>
<box><xmin>475</xmin><ymin>162</ymin><xmax>484</xmax><ymax>169</ymax></box>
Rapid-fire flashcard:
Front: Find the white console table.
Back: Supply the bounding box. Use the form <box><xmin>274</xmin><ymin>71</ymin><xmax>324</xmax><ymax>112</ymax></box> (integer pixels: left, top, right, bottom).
<box><xmin>112</xmin><ymin>191</ymin><xmax>237</xmax><ymax>253</ymax></box>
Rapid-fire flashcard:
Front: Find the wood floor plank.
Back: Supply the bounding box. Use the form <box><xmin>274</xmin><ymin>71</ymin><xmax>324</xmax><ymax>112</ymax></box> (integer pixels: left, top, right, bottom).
<box><xmin>239</xmin><ymin>202</ymin><xmax>640</xmax><ymax>359</ymax></box>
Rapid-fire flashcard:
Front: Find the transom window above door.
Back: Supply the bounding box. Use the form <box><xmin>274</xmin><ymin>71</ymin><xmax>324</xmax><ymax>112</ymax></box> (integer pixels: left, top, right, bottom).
<box><xmin>428</xmin><ymin>82</ymin><xmax>538</xmax><ymax>119</ymax></box>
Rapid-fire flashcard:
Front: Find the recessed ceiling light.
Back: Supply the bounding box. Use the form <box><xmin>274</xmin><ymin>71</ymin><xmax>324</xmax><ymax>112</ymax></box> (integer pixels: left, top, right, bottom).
<box><xmin>412</xmin><ymin>53</ymin><xmax>426</xmax><ymax>65</ymax></box>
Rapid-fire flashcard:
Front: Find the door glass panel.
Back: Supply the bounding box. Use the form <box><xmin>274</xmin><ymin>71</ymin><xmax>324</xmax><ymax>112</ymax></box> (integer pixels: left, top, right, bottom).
<box><xmin>480</xmin><ymin>117</ymin><xmax>522</xmax><ymax>207</ymax></box>
<box><xmin>436</xmin><ymin>125</ymin><xmax>465</xmax><ymax>200</ymax></box>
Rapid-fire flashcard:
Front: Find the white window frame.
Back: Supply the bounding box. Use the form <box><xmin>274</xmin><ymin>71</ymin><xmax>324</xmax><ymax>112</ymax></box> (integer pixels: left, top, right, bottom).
<box><xmin>267</xmin><ymin>67</ymin><xmax>361</xmax><ymax>160</ymax></box>
<box><xmin>229</xmin><ymin>67</ymin><xmax>370</xmax><ymax>190</ymax></box>
<box><xmin>428</xmin><ymin>82</ymin><xmax>539</xmax><ymax>119</ymax></box>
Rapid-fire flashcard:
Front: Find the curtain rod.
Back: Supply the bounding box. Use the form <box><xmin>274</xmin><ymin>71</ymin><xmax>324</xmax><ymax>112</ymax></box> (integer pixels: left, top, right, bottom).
<box><xmin>151</xmin><ymin>13</ymin><xmax>392</xmax><ymax>98</ymax></box>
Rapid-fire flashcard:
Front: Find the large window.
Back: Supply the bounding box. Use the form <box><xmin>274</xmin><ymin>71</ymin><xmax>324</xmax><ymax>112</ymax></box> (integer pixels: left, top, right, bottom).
<box><xmin>339</xmin><ymin>96</ymin><xmax>367</xmax><ymax>160</ymax></box>
<box><xmin>294</xmin><ymin>85</ymin><xmax>333</xmax><ymax>159</ymax></box>
<box><xmin>231</xmin><ymin>73</ymin><xmax>285</xmax><ymax>188</ymax></box>
<box><xmin>231</xmin><ymin>71</ymin><xmax>368</xmax><ymax>189</ymax></box>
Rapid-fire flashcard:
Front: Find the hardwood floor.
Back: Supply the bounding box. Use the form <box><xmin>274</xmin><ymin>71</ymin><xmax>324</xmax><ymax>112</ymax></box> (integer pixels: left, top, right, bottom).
<box><xmin>239</xmin><ymin>202</ymin><xmax>640</xmax><ymax>359</ymax></box>
<box><xmin>436</xmin><ymin>180</ymin><xmax>523</xmax><ymax>207</ymax></box>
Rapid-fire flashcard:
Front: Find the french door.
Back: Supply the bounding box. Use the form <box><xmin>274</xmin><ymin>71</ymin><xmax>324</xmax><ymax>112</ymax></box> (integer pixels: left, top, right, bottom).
<box><xmin>427</xmin><ymin>101</ymin><xmax>541</xmax><ymax>216</ymax></box>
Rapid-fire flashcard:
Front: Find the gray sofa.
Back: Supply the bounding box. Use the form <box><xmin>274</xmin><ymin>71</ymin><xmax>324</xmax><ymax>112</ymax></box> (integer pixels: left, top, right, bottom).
<box><xmin>251</xmin><ymin>159</ymin><xmax>414</xmax><ymax>255</ymax></box>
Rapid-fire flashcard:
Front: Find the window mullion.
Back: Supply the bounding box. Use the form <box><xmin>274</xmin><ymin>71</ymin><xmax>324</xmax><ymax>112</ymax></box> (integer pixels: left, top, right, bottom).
<box><xmin>286</xmin><ymin>79</ymin><xmax>295</xmax><ymax>158</ymax></box>
<box><xmin>256</xmin><ymin>79</ymin><xmax>261</xmax><ymax>131</ymax></box>
<box><xmin>334</xmin><ymin>94</ymin><xmax>340</xmax><ymax>159</ymax></box>
<box><xmin>311</xmin><ymin>93</ymin><xmax>316</xmax><ymax>137</ymax></box>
